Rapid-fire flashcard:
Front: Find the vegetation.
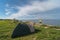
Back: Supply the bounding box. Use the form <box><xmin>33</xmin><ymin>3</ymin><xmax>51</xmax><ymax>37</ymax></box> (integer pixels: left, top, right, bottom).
<box><xmin>0</xmin><ymin>20</ymin><xmax>60</xmax><ymax>40</ymax></box>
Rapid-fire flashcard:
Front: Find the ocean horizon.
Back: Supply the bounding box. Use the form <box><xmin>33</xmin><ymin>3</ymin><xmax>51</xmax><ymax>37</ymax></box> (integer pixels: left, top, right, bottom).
<box><xmin>23</xmin><ymin>19</ymin><xmax>60</xmax><ymax>26</ymax></box>
<box><xmin>42</xmin><ymin>19</ymin><xmax>60</xmax><ymax>26</ymax></box>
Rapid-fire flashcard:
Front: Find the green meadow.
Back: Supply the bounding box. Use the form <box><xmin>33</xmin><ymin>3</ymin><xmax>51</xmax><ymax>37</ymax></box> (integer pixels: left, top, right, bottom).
<box><xmin>0</xmin><ymin>20</ymin><xmax>60</xmax><ymax>40</ymax></box>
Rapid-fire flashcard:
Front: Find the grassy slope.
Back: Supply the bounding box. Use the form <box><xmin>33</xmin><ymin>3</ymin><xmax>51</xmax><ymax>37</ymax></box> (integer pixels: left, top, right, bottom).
<box><xmin>0</xmin><ymin>20</ymin><xmax>60</xmax><ymax>40</ymax></box>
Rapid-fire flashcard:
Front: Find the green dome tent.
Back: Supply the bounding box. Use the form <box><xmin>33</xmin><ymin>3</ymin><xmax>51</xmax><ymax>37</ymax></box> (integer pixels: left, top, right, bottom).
<box><xmin>11</xmin><ymin>23</ymin><xmax>35</xmax><ymax>38</ymax></box>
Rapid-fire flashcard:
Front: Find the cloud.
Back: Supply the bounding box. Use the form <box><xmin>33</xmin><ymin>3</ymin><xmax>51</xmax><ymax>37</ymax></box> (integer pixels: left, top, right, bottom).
<box><xmin>6</xmin><ymin>0</ymin><xmax>60</xmax><ymax>19</ymax></box>
<box><xmin>5</xmin><ymin>12</ymin><xmax>11</xmax><ymax>15</ymax></box>
<box><xmin>6</xmin><ymin>4</ymin><xmax>9</xmax><ymax>7</ymax></box>
<box><xmin>5</xmin><ymin>9</ymin><xmax>11</xmax><ymax>15</ymax></box>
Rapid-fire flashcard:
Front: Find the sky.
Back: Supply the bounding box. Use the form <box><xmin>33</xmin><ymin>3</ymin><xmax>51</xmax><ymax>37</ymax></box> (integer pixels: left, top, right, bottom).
<box><xmin>0</xmin><ymin>0</ymin><xmax>60</xmax><ymax>20</ymax></box>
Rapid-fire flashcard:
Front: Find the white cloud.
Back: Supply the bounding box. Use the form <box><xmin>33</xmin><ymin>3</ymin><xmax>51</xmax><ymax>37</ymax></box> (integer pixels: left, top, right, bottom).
<box><xmin>5</xmin><ymin>9</ymin><xmax>11</xmax><ymax>15</ymax></box>
<box><xmin>5</xmin><ymin>11</ymin><xmax>11</xmax><ymax>15</ymax></box>
<box><xmin>6</xmin><ymin>0</ymin><xmax>60</xmax><ymax>19</ymax></box>
<box><xmin>6</xmin><ymin>4</ymin><xmax>9</xmax><ymax>7</ymax></box>
<box><xmin>5</xmin><ymin>4</ymin><xmax>11</xmax><ymax>15</ymax></box>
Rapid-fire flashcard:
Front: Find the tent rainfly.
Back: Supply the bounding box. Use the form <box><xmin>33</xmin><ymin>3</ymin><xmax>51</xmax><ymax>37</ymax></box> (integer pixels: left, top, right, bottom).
<box><xmin>11</xmin><ymin>23</ymin><xmax>35</xmax><ymax>38</ymax></box>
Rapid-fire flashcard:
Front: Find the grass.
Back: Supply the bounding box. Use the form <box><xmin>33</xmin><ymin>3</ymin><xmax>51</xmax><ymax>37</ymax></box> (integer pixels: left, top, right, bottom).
<box><xmin>0</xmin><ymin>20</ymin><xmax>60</xmax><ymax>40</ymax></box>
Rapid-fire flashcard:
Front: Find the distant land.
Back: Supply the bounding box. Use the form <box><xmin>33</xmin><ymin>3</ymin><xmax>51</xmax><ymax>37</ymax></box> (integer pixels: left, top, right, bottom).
<box><xmin>0</xmin><ymin>19</ymin><xmax>60</xmax><ymax>26</ymax></box>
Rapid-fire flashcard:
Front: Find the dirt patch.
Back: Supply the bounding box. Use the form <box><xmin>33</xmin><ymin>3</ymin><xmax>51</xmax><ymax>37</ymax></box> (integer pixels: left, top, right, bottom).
<box><xmin>44</xmin><ymin>27</ymin><xmax>49</xmax><ymax>29</ymax></box>
<box><xmin>56</xmin><ymin>29</ymin><xmax>60</xmax><ymax>30</ymax></box>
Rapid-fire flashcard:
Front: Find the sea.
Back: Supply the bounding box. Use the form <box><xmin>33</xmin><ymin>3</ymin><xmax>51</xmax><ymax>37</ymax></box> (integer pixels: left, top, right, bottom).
<box><xmin>23</xmin><ymin>19</ymin><xmax>60</xmax><ymax>26</ymax></box>
<box><xmin>42</xmin><ymin>19</ymin><xmax>60</xmax><ymax>26</ymax></box>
